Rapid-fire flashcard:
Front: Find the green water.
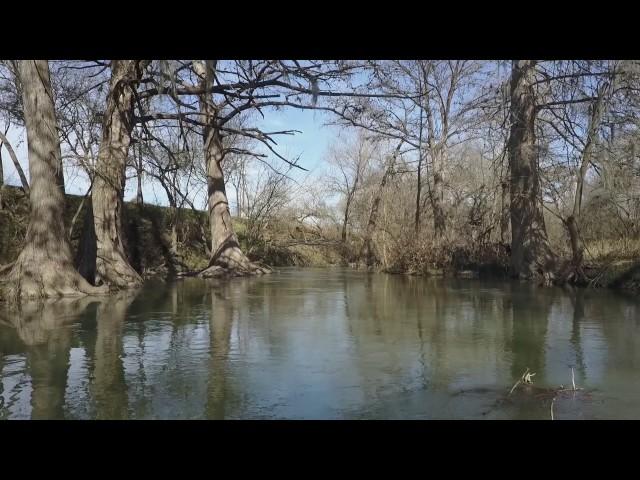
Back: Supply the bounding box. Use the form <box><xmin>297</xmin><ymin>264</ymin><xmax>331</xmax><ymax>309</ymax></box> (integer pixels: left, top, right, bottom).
<box><xmin>1</xmin><ymin>268</ymin><xmax>639</xmax><ymax>419</ymax></box>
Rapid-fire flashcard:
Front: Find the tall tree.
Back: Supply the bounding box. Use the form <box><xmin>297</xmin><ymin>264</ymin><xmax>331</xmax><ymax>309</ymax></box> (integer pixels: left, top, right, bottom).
<box><xmin>327</xmin><ymin>60</ymin><xmax>485</xmax><ymax>238</ymax></box>
<box><xmin>195</xmin><ymin>61</ymin><xmax>269</xmax><ymax>277</ymax></box>
<box><xmin>508</xmin><ymin>60</ymin><xmax>555</xmax><ymax>283</ymax></box>
<box><xmin>134</xmin><ymin>60</ymin><xmax>392</xmax><ymax>275</ymax></box>
<box><xmin>90</xmin><ymin>60</ymin><xmax>149</xmax><ymax>289</ymax></box>
<box><xmin>565</xmin><ymin>79</ymin><xmax>612</xmax><ymax>277</ymax></box>
<box><xmin>326</xmin><ymin>132</ymin><xmax>371</xmax><ymax>244</ymax></box>
<box><xmin>359</xmin><ymin>140</ymin><xmax>403</xmax><ymax>266</ymax></box>
<box><xmin>6</xmin><ymin>60</ymin><xmax>106</xmax><ymax>300</ymax></box>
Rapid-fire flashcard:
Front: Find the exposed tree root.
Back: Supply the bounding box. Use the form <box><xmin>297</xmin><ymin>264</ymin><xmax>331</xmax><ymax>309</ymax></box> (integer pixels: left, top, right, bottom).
<box><xmin>96</xmin><ymin>250</ymin><xmax>143</xmax><ymax>290</ymax></box>
<box><xmin>198</xmin><ymin>246</ymin><xmax>272</xmax><ymax>278</ymax></box>
<box><xmin>6</xmin><ymin>255</ymin><xmax>109</xmax><ymax>302</ymax></box>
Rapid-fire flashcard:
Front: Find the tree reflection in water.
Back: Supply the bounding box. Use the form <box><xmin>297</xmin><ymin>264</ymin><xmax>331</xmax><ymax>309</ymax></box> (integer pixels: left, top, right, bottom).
<box><xmin>2</xmin><ymin>297</ymin><xmax>95</xmax><ymax>419</ymax></box>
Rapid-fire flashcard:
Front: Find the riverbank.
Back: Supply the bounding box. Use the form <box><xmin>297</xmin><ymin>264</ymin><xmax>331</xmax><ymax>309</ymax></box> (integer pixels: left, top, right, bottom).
<box><xmin>2</xmin><ymin>185</ymin><xmax>639</xmax><ymax>296</ymax></box>
<box><xmin>0</xmin><ymin>186</ymin><xmax>343</xmax><ymax>280</ymax></box>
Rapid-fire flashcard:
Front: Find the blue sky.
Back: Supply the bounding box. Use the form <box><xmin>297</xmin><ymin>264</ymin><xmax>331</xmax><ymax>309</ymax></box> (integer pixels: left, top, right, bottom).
<box><xmin>257</xmin><ymin>107</ymin><xmax>336</xmax><ymax>174</ymax></box>
<box><xmin>1</xmin><ymin>107</ymin><xmax>338</xmax><ymax>209</ymax></box>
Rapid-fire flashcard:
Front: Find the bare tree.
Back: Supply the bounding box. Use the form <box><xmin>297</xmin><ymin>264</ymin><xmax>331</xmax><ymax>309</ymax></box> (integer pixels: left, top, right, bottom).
<box><xmin>359</xmin><ymin>140</ymin><xmax>403</xmax><ymax>266</ymax></box>
<box><xmin>89</xmin><ymin>60</ymin><xmax>149</xmax><ymax>289</ymax></box>
<box><xmin>508</xmin><ymin>60</ymin><xmax>556</xmax><ymax>283</ymax></box>
<box><xmin>194</xmin><ymin>61</ymin><xmax>270</xmax><ymax>276</ymax></box>
<box><xmin>6</xmin><ymin>60</ymin><xmax>106</xmax><ymax>300</ymax></box>
<box><xmin>326</xmin><ymin>131</ymin><xmax>372</xmax><ymax>243</ymax></box>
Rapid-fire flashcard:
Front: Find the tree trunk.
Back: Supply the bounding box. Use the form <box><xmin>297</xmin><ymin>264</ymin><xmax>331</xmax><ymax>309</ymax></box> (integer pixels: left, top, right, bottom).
<box><xmin>341</xmin><ymin>197</ymin><xmax>351</xmax><ymax>243</ymax></box>
<box><xmin>415</xmin><ymin>105</ymin><xmax>424</xmax><ymax>234</ymax></box>
<box><xmin>0</xmin><ymin>128</ymin><xmax>30</xmax><ymax>197</ymax></box>
<box><xmin>6</xmin><ymin>60</ymin><xmax>107</xmax><ymax>300</ymax></box>
<box><xmin>75</xmin><ymin>200</ymin><xmax>98</xmax><ymax>283</ymax></box>
<box><xmin>341</xmin><ymin>170</ymin><xmax>362</xmax><ymax>245</ymax></box>
<box><xmin>201</xmin><ymin>124</ymin><xmax>266</xmax><ymax>275</ymax></box>
<box><xmin>135</xmin><ymin>135</ymin><xmax>144</xmax><ymax>205</ymax></box>
<box><xmin>91</xmin><ymin>60</ymin><xmax>148</xmax><ymax>289</ymax></box>
<box><xmin>566</xmin><ymin>215</ymin><xmax>583</xmax><ymax>268</ymax></box>
<box><xmin>170</xmin><ymin>205</ymin><xmax>178</xmax><ymax>254</ymax></box>
<box><xmin>567</xmin><ymin>79</ymin><xmax>612</xmax><ymax>279</ymax></box>
<box><xmin>235</xmin><ymin>178</ymin><xmax>242</xmax><ymax>217</ymax></box>
<box><xmin>508</xmin><ymin>60</ymin><xmax>555</xmax><ymax>283</ymax></box>
<box><xmin>69</xmin><ymin>181</ymin><xmax>92</xmax><ymax>239</ymax></box>
<box><xmin>0</xmin><ymin>143</ymin><xmax>3</xmax><ymax>210</ymax></box>
<box><xmin>360</xmin><ymin>141</ymin><xmax>402</xmax><ymax>266</ymax></box>
<box><xmin>430</xmin><ymin>147</ymin><xmax>446</xmax><ymax>237</ymax></box>
<box><xmin>195</xmin><ymin>61</ymin><xmax>269</xmax><ymax>278</ymax></box>
<box><xmin>136</xmin><ymin>158</ymin><xmax>144</xmax><ymax>205</ymax></box>
<box><xmin>415</xmin><ymin>153</ymin><xmax>422</xmax><ymax>233</ymax></box>
<box><xmin>500</xmin><ymin>180</ymin><xmax>510</xmax><ymax>245</ymax></box>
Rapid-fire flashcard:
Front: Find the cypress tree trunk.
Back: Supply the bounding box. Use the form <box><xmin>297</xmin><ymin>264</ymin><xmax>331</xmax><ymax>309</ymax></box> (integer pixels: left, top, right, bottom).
<box><xmin>195</xmin><ymin>61</ymin><xmax>269</xmax><ymax>277</ymax></box>
<box><xmin>90</xmin><ymin>60</ymin><xmax>148</xmax><ymax>289</ymax></box>
<box><xmin>508</xmin><ymin>60</ymin><xmax>555</xmax><ymax>284</ymax></box>
<box><xmin>6</xmin><ymin>60</ymin><xmax>106</xmax><ymax>300</ymax></box>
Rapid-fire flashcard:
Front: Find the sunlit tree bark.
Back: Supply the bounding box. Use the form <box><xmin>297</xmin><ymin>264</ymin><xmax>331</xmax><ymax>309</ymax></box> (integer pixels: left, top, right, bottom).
<box><xmin>89</xmin><ymin>60</ymin><xmax>149</xmax><ymax>289</ymax></box>
<box><xmin>195</xmin><ymin>61</ymin><xmax>270</xmax><ymax>277</ymax></box>
<box><xmin>7</xmin><ymin>60</ymin><xmax>106</xmax><ymax>300</ymax></box>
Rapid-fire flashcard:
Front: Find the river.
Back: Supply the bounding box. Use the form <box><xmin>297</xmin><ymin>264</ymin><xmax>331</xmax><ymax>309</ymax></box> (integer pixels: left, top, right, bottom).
<box><xmin>1</xmin><ymin>268</ymin><xmax>639</xmax><ymax>419</ymax></box>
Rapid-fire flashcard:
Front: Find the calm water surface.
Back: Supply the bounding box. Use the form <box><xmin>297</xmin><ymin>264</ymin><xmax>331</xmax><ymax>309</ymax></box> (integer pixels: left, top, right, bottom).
<box><xmin>1</xmin><ymin>268</ymin><xmax>639</xmax><ymax>419</ymax></box>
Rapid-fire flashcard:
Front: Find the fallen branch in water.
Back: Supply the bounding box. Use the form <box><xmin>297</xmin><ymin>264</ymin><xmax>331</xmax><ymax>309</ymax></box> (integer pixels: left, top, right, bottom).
<box><xmin>509</xmin><ymin>368</ymin><xmax>535</xmax><ymax>396</ymax></box>
<box><xmin>504</xmin><ymin>366</ymin><xmax>589</xmax><ymax>420</ymax></box>
<box><xmin>549</xmin><ymin>368</ymin><xmax>583</xmax><ymax>420</ymax></box>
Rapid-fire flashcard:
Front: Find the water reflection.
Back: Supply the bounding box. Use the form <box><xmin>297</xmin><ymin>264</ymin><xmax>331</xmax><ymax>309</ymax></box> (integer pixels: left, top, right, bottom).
<box><xmin>206</xmin><ymin>280</ymin><xmax>241</xmax><ymax>419</ymax></box>
<box><xmin>92</xmin><ymin>291</ymin><xmax>138</xmax><ymax>419</ymax></box>
<box><xmin>20</xmin><ymin>299</ymin><xmax>93</xmax><ymax>419</ymax></box>
<box><xmin>1</xmin><ymin>269</ymin><xmax>640</xmax><ymax>419</ymax></box>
